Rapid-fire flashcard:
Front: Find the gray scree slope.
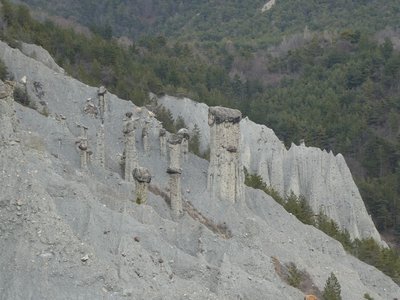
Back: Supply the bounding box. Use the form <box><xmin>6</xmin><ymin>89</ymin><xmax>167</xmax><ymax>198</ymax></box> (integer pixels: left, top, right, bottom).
<box><xmin>0</xmin><ymin>41</ymin><xmax>398</xmax><ymax>299</ymax></box>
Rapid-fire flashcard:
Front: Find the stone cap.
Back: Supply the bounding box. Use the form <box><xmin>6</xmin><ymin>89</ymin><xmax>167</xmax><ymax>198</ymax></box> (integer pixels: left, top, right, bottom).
<box><xmin>78</xmin><ymin>140</ymin><xmax>88</xmax><ymax>151</ymax></box>
<box><xmin>168</xmin><ymin>134</ymin><xmax>183</xmax><ymax>145</ymax></box>
<box><xmin>209</xmin><ymin>106</ymin><xmax>242</xmax><ymax>125</ymax></box>
<box><xmin>177</xmin><ymin>128</ymin><xmax>190</xmax><ymax>140</ymax></box>
<box><xmin>133</xmin><ymin>167</ymin><xmax>152</xmax><ymax>183</ymax></box>
<box><xmin>97</xmin><ymin>86</ymin><xmax>107</xmax><ymax>96</ymax></box>
<box><xmin>77</xmin><ymin>124</ymin><xmax>88</xmax><ymax>130</ymax></box>
<box><xmin>167</xmin><ymin>167</ymin><xmax>182</xmax><ymax>174</ymax></box>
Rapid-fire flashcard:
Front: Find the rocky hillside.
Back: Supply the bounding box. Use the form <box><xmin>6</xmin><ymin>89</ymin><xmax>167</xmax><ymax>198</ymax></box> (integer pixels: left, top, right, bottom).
<box><xmin>158</xmin><ymin>95</ymin><xmax>382</xmax><ymax>243</ymax></box>
<box><xmin>0</xmin><ymin>39</ymin><xmax>399</xmax><ymax>299</ymax></box>
<box><xmin>3</xmin><ymin>0</ymin><xmax>400</xmax><ymax>240</ymax></box>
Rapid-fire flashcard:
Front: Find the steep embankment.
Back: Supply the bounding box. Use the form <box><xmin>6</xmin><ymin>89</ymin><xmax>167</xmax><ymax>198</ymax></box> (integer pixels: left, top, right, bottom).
<box><xmin>0</xmin><ymin>41</ymin><xmax>398</xmax><ymax>299</ymax></box>
<box><xmin>158</xmin><ymin>95</ymin><xmax>382</xmax><ymax>243</ymax></box>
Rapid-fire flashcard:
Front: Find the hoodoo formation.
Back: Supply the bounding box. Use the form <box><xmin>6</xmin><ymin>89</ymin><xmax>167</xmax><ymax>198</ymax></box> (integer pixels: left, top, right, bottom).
<box><xmin>207</xmin><ymin>106</ymin><xmax>244</xmax><ymax>203</ymax></box>
<box><xmin>167</xmin><ymin>134</ymin><xmax>184</xmax><ymax>219</ymax></box>
<box><xmin>133</xmin><ymin>167</ymin><xmax>151</xmax><ymax>204</ymax></box>
<box><xmin>122</xmin><ymin>112</ymin><xmax>138</xmax><ymax>182</ymax></box>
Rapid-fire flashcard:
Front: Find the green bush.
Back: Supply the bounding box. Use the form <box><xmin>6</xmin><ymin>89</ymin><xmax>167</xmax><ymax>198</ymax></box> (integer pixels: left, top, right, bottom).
<box><xmin>13</xmin><ymin>86</ymin><xmax>30</xmax><ymax>106</ymax></box>
<box><xmin>286</xmin><ymin>262</ymin><xmax>302</xmax><ymax>288</ymax></box>
<box><xmin>189</xmin><ymin>124</ymin><xmax>201</xmax><ymax>157</ymax></box>
<box><xmin>284</xmin><ymin>192</ymin><xmax>314</xmax><ymax>225</ymax></box>
<box><xmin>363</xmin><ymin>293</ymin><xmax>374</xmax><ymax>300</ymax></box>
<box><xmin>154</xmin><ymin>106</ymin><xmax>176</xmax><ymax>133</ymax></box>
<box><xmin>322</xmin><ymin>272</ymin><xmax>342</xmax><ymax>300</ymax></box>
<box><xmin>244</xmin><ymin>169</ymin><xmax>284</xmax><ymax>205</ymax></box>
<box><xmin>0</xmin><ymin>58</ymin><xmax>8</xmax><ymax>80</ymax></box>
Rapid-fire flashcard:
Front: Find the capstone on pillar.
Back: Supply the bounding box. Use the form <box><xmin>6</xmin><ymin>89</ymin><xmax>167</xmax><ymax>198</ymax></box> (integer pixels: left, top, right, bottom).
<box><xmin>0</xmin><ymin>81</ymin><xmax>16</xmax><ymax>146</ymax></box>
<box><xmin>133</xmin><ymin>167</ymin><xmax>151</xmax><ymax>204</ymax></box>
<box><xmin>167</xmin><ymin>134</ymin><xmax>183</xmax><ymax>219</ymax></box>
<box><xmin>122</xmin><ymin>112</ymin><xmax>138</xmax><ymax>182</ymax></box>
<box><xmin>77</xmin><ymin>124</ymin><xmax>89</xmax><ymax>170</ymax></box>
<box><xmin>168</xmin><ymin>134</ymin><xmax>183</xmax><ymax>171</ymax></box>
<box><xmin>97</xmin><ymin>86</ymin><xmax>107</xmax><ymax>123</ymax></box>
<box><xmin>207</xmin><ymin>106</ymin><xmax>244</xmax><ymax>203</ymax></box>
<box><xmin>177</xmin><ymin>128</ymin><xmax>190</xmax><ymax>162</ymax></box>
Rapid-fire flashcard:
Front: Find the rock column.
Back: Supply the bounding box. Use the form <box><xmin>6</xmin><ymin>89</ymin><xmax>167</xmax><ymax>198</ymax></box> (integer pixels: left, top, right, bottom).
<box><xmin>207</xmin><ymin>106</ymin><xmax>244</xmax><ymax>203</ymax></box>
<box><xmin>95</xmin><ymin>124</ymin><xmax>105</xmax><ymax>167</ymax></box>
<box><xmin>133</xmin><ymin>167</ymin><xmax>151</xmax><ymax>204</ymax></box>
<box><xmin>167</xmin><ymin>134</ymin><xmax>183</xmax><ymax>219</ymax></box>
<box><xmin>77</xmin><ymin>125</ymin><xmax>89</xmax><ymax>170</ymax></box>
<box><xmin>0</xmin><ymin>81</ymin><xmax>16</xmax><ymax>146</ymax></box>
<box><xmin>97</xmin><ymin>86</ymin><xmax>107</xmax><ymax>123</ymax></box>
<box><xmin>159</xmin><ymin>128</ymin><xmax>167</xmax><ymax>157</ymax></box>
<box><xmin>123</xmin><ymin>112</ymin><xmax>138</xmax><ymax>182</ymax></box>
<box><xmin>142</xmin><ymin>119</ymin><xmax>150</xmax><ymax>154</ymax></box>
<box><xmin>177</xmin><ymin>128</ymin><xmax>190</xmax><ymax>162</ymax></box>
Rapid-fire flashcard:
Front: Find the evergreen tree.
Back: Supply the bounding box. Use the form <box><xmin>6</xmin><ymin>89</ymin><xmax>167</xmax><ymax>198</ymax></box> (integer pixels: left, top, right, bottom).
<box><xmin>174</xmin><ymin>116</ymin><xmax>186</xmax><ymax>131</ymax></box>
<box><xmin>322</xmin><ymin>272</ymin><xmax>342</xmax><ymax>300</ymax></box>
<box><xmin>189</xmin><ymin>124</ymin><xmax>201</xmax><ymax>156</ymax></box>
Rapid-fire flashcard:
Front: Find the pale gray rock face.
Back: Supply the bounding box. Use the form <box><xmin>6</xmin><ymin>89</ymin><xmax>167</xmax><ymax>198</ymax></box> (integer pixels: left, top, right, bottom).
<box><xmin>20</xmin><ymin>42</ymin><xmax>65</xmax><ymax>74</ymax></box>
<box><xmin>158</xmin><ymin>95</ymin><xmax>383</xmax><ymax>244</ymax></box>
<box><xmin>0</xmin><ymin>80</ymin><xmax>16</xmax><ymax>145</ymax></box>
<box><xmin>0</xmin><ymin>41</ymin><xmax>398</xmax><ymax>300</ymax></box>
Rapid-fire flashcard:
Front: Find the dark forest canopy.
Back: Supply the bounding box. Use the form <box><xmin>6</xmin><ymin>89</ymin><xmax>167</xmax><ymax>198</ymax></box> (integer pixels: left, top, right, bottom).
<box><xmin>11</xmin><ymin>0</ymin><xmax>400</xmax><ymax>46</ymax></box>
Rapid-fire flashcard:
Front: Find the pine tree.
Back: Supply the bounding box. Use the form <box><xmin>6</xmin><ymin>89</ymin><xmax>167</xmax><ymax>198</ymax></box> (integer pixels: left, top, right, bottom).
<box><xmin>189</xmin><ymin>124</ymin><xmax>201</xmax><ymax>156</ymax></box>
<box><xmin>322</xmin><ymin>272</ymin><xmax>342</xmax><ymax>300</ymax></box>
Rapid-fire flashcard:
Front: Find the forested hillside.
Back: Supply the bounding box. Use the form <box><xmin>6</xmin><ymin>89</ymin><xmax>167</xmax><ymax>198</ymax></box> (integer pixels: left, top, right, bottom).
<box><xmin>12</xmin><ymin>0</ymin><xmax>400</xmax><ymax>46</ymax></box>
<box><xmin>3</xmin><ymin>0</ymin><xmax>400</xmax><ymax>244</ymax></box>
